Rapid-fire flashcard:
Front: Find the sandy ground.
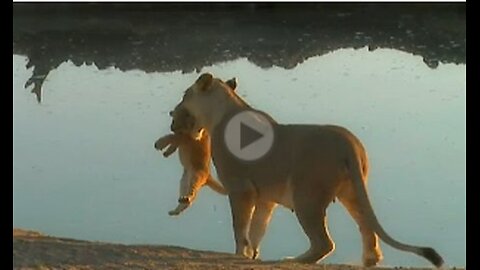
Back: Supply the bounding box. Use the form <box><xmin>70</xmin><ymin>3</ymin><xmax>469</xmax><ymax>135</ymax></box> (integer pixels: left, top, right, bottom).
<box><xmin>13</xmin><ymin>229</ymin><xmax>462</xmax><ymax>270</ymax></box>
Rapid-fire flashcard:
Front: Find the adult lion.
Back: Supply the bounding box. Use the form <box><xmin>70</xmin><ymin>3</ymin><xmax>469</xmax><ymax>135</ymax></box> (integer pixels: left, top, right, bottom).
<box><xmin>170</xmin><ymin>73</ymin><xmax>444</xmax><ymax>268</ymax></box>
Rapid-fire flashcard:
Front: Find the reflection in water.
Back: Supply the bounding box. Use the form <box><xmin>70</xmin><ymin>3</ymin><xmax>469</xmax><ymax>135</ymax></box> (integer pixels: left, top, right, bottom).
<box><xmin>13</xmin><ymin>47</ymin><xmax>465</xmax><ymax>267</ymax></box>
<box><xmin>13</xmin><ymin>3</ymin><xmax>465</xmax><ymax>102</ymax></box>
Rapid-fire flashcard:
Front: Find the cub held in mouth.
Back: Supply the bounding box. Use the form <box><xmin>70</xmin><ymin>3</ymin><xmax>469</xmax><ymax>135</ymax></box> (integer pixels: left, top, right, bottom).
<box><xmin>154</xmin><ymin>78</ymin><xmax>238</xmax><ymax>215</ymax></box>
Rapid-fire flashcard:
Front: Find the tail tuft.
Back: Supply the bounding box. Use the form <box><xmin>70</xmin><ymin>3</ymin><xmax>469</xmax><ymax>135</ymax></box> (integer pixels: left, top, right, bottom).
<box><xmin>421</xmin><ymin>247</ymin><xmax>444</xmax><ymax>268</ymax></box>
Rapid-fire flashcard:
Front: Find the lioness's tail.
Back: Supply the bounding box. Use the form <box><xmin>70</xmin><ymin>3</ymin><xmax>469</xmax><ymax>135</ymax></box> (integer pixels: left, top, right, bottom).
<box><xmin>206</xmin><ymin>175</ymin><xmax>228</xmax><ymax>195</ymax></box>
<box><xmin>347</xmin><ymin>152</ymin><xmax>444</xmax><ymax>268</ymax></box>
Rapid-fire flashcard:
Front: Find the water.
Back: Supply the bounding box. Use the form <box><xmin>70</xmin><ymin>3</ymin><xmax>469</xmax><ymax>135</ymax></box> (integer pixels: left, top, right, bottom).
<box><xmin>13</xmin><ymin>47</ymin><xmax>465</xmax><ymax>267</ymax></box>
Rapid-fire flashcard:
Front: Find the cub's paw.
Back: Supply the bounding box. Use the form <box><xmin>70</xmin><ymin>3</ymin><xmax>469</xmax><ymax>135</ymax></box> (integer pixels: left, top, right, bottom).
<box><xmin>168</xmin><ymin>209</ymin><xmax>181</xmax><ymax>216</ymax></box>
<box><xmin>168</xmin><ymin>202</ymin><xmax>189</xmax><ymax>216</ymax></box>
<box><xmin>178</xmin><ymin>196</ymin><xmax>192</xmax><ymax>204</ymax></box>
<box><xmin>154</xmin><ymin>137</ymin><xmax>171</xmax><ymax>151</ymax></box>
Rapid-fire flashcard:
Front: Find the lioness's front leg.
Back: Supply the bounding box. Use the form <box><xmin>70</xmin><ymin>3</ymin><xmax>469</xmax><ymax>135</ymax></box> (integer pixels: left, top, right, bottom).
<box><xmin>248</xmin><ymin>200</ymin><xmax>277</xmax><ymax>259</ymax></box>
<box><xmin>228</xmin><ymin>189</ymin><xmax>256</xmax><ymax>259</ymax></box>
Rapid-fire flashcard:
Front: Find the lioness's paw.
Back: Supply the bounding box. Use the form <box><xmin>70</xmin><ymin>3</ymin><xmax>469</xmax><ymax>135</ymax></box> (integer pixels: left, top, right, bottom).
<box><xmin>363</xmin><ymin>257</ymin><xmax>379</xmax><ymax>267</ymax></box>
<box><xmin>236</xmin><ymin>246</ymin><xmax>255</xmax><ymax>259</ymax></box>
<box><xmin>252</xmin><ymin>249</ymin><xmax>260</xmax><ymax>260</ymax></box>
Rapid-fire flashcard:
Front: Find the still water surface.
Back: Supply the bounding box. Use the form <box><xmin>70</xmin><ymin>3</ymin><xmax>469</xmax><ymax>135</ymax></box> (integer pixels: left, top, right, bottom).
<box><xmin>13</xmin><ymin>47</ymin><xmax>465</xmax><ymax>267</ymax></box>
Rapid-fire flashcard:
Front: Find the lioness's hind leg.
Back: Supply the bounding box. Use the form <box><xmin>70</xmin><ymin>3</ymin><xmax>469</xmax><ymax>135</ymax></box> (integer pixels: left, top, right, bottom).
<box><xmin>292</xmin><ymin>188</ymin><xmax>335</xmax><ymax>263</ymax></box>
<box><xmin>338</xmin><ymin>183</ymin><xmax>383</xmax><ymax>267</ymax></box>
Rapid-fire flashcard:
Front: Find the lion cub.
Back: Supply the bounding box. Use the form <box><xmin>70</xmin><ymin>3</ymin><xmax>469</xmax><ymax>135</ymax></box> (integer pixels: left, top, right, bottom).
<box><xmin>154</xmin><ymin>78</ymin><xmax>237</xmax><ymax>216</ymax></box>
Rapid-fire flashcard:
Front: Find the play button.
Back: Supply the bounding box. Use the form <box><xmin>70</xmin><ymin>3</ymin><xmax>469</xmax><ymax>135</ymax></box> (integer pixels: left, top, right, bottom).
<box><xmin>224</xmin><ymin>110</ymin><xmax>275</xmax><ymax>161</ymax></box>
<box><xmin>240</xmin><ymin>122</ymin><xmax>264</xmax><ymax>149</ymax></box>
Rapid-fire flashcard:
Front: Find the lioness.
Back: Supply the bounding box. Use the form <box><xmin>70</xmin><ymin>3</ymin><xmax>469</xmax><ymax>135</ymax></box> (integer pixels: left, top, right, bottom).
<box><xmin>154</xmin><ymin>78</ymin><xmax>238</xmax><ymax>216</ymax></box>
<box><xmin>170</xmin><ymin>73</ymin><xmax>444</xmax><ymax>268</ymax></box>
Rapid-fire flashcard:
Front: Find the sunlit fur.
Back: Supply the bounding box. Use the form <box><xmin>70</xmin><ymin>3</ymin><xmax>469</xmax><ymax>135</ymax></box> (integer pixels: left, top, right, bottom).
<box><xmin>153</xmin><ymin>77</ymin><xmax>239</xmax><ymax>216</ymax></box>
<box><xmin>171</xmin><ymin>73</ymin><xmax>444</xmax><ymax>268</ymax></box>
<box><xmin>154</xmin><ymin>106</ymin><xmax>226</xmax><ymax>216</ymax></box>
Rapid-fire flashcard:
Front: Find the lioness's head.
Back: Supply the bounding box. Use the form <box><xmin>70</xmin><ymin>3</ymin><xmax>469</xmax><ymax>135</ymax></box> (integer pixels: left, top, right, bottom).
<box><xmin>170</xmin><ymin>76</ymin><xmax>238</xmax><ymax>137</ymax></box>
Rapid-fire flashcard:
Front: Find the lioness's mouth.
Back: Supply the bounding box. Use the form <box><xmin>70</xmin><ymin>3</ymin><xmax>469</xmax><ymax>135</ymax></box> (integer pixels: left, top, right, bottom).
<box><xmin>192</xmin><ymin>128</ymin><xmax>205</xmax><ymax>140</ymax></box>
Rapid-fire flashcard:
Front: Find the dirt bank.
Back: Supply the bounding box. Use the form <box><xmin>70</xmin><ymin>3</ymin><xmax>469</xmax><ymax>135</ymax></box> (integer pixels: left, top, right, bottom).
<box><xmin>13</xmin><ymin>229</ymin><xmax>463</xmax><ymax>270</ymax></box>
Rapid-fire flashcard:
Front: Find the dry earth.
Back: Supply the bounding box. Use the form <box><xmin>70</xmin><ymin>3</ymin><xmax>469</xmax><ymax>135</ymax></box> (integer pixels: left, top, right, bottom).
<box><xmin>13</xmin><ymin>228</ymin><xmax>463</xmax><ymax>270</ymax></box>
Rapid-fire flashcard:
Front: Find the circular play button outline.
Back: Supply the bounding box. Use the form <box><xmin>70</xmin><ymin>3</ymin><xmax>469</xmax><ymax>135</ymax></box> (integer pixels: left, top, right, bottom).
<box><xmin>223</xmin><ymin>110</ymin><xmax>275</xmax><ymax>161</ymax></box>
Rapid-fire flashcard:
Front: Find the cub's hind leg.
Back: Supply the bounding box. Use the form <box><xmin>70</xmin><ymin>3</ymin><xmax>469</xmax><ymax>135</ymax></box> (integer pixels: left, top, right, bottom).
<box><xmin>169</xmin><ymin>169</ymin><xmax>191</xmax><ymax>216</ymax></box>
<box><xmin>168</xmin><ymin>198</ymin><xmax>190</xmax><ymax>216</ymax></box>
<box><xmin>183</xmin><ymin>170</ymin><xmax>210</xmax><ymax>202</ymax></box>
<box><xmin>169</xmin><ymin>170</ymin><xmax>209</xmax><ymax>216</ymax></box>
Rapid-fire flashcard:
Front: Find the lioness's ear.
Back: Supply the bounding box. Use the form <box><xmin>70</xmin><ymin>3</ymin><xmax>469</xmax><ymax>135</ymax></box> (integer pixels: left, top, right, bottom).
<box><xmin>225</xmin><ymin>77</ymin><xmax>238</xmax><ymax>91</ymax></box>
<box><xmin>196</xmin><ymin>73</ymin><xmax>214</xmax><ymax>91</ymax></box>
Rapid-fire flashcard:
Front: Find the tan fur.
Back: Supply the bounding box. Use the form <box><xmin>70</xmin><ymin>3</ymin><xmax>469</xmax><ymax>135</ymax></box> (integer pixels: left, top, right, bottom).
<box><xmin>154</xmin><ymin>78</ymin><xmax>238</xmax><ymax>216</ymax></box>
<box><xmin>154</xmin><ymin>107</ymin><xmax>226</xmax><ymax>216</ymax></box>
<box><xmin>170</xmin><ymin>73</ymin><xmax>444</xmax><ymax>267</ymax></box>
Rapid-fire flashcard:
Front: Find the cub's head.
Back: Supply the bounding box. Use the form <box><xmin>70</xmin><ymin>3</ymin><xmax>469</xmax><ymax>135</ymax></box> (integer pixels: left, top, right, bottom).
<box><xmin>169</xmin><ymin>105</ymin><xmax>197</xmax><ymax>135</ymax></box>
<box><xmin>169</xmin><ymin>76</ymin><xmax>238</xmax><ymax>137</ymax></box>
<box><xmin>173</xmin><ymin>73</ymin><xmax>240</xmax><ymax>131</ymax></box>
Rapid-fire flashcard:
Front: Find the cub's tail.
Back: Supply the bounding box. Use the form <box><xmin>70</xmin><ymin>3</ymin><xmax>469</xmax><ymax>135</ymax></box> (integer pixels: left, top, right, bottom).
<box><xmin>206</xmin><ymin>175</ymin><xmax>228</xmax><ymax>195</ymax></box>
